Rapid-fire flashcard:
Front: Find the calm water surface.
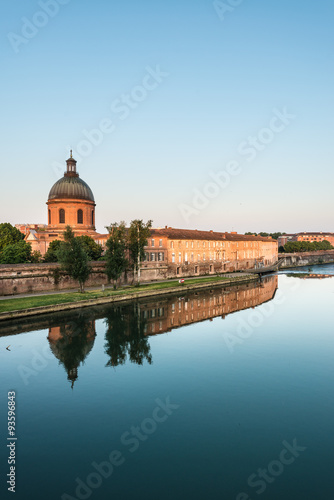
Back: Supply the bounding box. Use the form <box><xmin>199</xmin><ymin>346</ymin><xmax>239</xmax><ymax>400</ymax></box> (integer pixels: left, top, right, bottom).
<box><xmin>0</xmin><ymin>266</ymin><xmax>333</xmax><ymax>500</ymax></box>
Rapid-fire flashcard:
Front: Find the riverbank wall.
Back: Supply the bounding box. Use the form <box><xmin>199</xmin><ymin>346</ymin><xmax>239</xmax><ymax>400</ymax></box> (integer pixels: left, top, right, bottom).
<box><xmin>278</xmin><ymin>250</ymin><xmax>334</xmax><ymax>269</ymax></box>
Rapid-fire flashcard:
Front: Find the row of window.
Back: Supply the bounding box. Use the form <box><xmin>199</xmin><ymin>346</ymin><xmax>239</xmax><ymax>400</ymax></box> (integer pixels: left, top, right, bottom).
<box><xmin>169</xmin><ymin>240</ymin><xmax>259</xmax><ymax>249</ymax></box>
<box><xmin>149</xmin><ymin>239</ymin><xmax>163</xmax><ymax>247</ymax></box>
<box><xmin>48</xmin><ymin>209</ymin><xmax>94</xmax><ymax>225</ymax></box>
<box><xmin>144</xmin><ymin>252</ymin><xmax>165</xmax><ymax>262</ymax></box>
<box><xmin>171</xmin><ymin>252</ymin><xmax>226</xmax><ymax>263</ymax></box>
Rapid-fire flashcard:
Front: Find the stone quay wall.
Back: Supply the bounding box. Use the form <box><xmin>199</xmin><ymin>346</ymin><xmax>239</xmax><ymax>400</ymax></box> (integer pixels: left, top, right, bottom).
<box><xmin>278</xmin><ymin>250</ymin><xmax>334</xmax><ymax>269</ymax></box>
<box><xmin>0</xmin><ymin>257</ymin><xmax>265</xmax><ymax>297</ymax></box>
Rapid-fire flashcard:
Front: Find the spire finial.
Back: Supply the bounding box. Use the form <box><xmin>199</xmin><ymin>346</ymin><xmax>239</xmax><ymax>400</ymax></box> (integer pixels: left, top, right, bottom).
<box><xmin>70</xmin><ymin>149</ymin><xmax>73</xmax><ymax>158</ymax></box>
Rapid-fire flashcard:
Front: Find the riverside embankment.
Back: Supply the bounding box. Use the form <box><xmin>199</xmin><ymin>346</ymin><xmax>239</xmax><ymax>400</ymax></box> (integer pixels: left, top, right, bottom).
<box><xmin>0</xmin><ymin>274</ymin><xmax>258</xmax><ymax>322</ymax></box>
<box><xmin>279</xmin><ymin>250</ymin><xmax>334</xmax><ymax>269</ymax></box>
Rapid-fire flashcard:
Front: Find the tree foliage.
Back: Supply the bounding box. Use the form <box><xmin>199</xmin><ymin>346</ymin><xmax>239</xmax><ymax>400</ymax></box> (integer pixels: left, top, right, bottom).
<box><xmin>0</xmin><ymin>223</ymin><xmax>24</xmax><ymax>252</ymax></box>
<box><xmin>0</xmin><ymin>241</ymin><xmax>32</xmax><ymax>264</ymax></box>
<box><xmin>105</xmin><ymin>222</ymin><xmax>128</xmax><ymax>288</ymax></box>
<box><xmin>57</xmin><ymin>227</ymin><xmax>91</xmax><ymax>292</ymax></box>
<box><xmin>245</xmin><ymin>231</ymin><xmax>286</xmax><ymax>240</ymax></box>
<box><xmin>30</xmin><ymin>250</ymin><xmax>43</xmax><ymax>263</ymax></box>
<box><xmin>44</xmin><ymin>240</ymin><xmax>63</xmax><ymax>262</ymax></box>
<box><xmin>75</xmin><ymin>235</ymin><xmax>103</xmax><ymax>261</ymax></box>
<box><xmin>283</xmin><ymin>240</ymin><xmax>334</xmax><ymax>253</ymax></box>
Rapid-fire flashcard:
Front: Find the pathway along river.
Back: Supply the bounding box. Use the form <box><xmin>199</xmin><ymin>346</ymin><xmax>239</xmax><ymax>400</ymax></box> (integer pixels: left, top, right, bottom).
<box><xmin>0</xmin><ymin>265</ymin><xmax>333</xmax><ymax>500</ymax></box>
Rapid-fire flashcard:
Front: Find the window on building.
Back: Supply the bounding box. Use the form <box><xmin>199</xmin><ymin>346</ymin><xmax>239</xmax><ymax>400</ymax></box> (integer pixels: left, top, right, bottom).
<box><xmin>191</xmin><ymin>253</ymin><xmax>194</xmax><ymax>261</ymax></box>
<box><xmin>77</xmin><ymin>209</ymin><xmax>83</xmax><ymax>224</ymax></box>
<box><xmin>151</xmin><ymin>239</ymin><xmax>155</xmax><ymax>247</ymax></box>
<box><xmin>179</xmin><ymin>252</ymin><xmax>182</xmax><ymax>263</ymax></box>
<box><xmin>144</xmin><ymin>253</ymin><xmax>149</xmax><ymax>261</ymax></box>
<box><xmin>171</xmin><ymin>241</ymin><xmax>174</xmax><ymax>248</ymax></box>
<box><xmin>186</xmin><ymin>241</ymin><xmax>188</xmax><ymax>248</ymax></box>
<box><xmin>191</xmin><ymin>241</ymin><xmax>194</xmax><ymax>248</ymax></box>
<box><xmin>91</xmin><ymin>210</ymin><xmax>94</xmax><ymax>226</ymax></box>
<box><xmin>185</xmin><ymin>253</ymin><xmax>188</xmax><ymax>262</ymax></box>
<box><xmin>195</xmin><ymin>266</ymin><xmax>198</xmax><ymax>274</ymax></box>
<box><xmin>158</xmin><ymin>252</ymin><xmax>164</xmax><ymax>261</ymax></box>
<box><xmin>197</xmin><ymin>254</ymin><xmax>200</xmax><ymax>262</ymax></box>
<box><xmin>177</xmin><ymin>267</ymin><xmax>180</xmax><ymax>275</ymax></box>
<box><xmin>150</xmin><ymin>253</ymin><xmax>155</xmax><ymax>261</ymax></box>
<box><xmin>203</xmin><ymin>253</ymin><xmax>206</xmax><ymax>261</ymax></box>
<box><xmin>159</xmin><ymin>239</ymin><xmax>162</xmax><ymax>247</ymax></box>
<box><xmin>48</xmin><ymin>210</ymin><xmax>51</xmax><ymax>225</ymax></box>
<box><xmin>172</xmin><ymin>253</ymin><xmax>175</xmax><ymax>263</ymax></box>
<box><xmin>59</xmin><ymin>209</ymin><xmax>65</xmax><ymax>224</ymax></box>
<box><xmin>203</xmin><ymin>242</ymin><xmax>205</xmax><ymax>248</ymax></box>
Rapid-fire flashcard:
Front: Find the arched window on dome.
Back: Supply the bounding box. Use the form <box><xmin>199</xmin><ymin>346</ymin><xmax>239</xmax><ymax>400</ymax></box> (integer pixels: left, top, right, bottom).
<box><xmin>59</xmin><ymin>209</ymin><xmax>65</xmax><ymax>224</ymax></box>
<box><xmin>48</xmin><ymin>210</ymin><xmax>51</xmax><ymax>225</ymax></box>
<box><xmin>77</xmin><ymin>209</ymin><xmax>83</xmax><ymax>224</ymax></box>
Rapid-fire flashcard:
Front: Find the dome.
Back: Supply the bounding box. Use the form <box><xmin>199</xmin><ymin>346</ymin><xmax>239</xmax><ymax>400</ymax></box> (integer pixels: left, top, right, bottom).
<box><xmin>48</xmin><ymin>176</ymin><xmax>95</xmax><ymax>202</ymax></box>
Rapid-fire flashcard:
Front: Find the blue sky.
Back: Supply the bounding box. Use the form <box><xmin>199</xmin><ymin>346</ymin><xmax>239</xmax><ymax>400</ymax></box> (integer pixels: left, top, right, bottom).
<box><xmin>1</xmin><ymin>0</ymin><xmax>333</xmax><ymax>234</ymax></box>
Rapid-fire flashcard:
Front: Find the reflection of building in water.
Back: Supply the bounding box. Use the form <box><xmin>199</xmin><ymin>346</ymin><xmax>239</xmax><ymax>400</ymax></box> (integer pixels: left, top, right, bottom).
<box><xmin>48</xmin><ymin>319</ymin><xmax>96</xmax><ymax>388</ymax></box>
<box><xmin>139</xmin><ymin>276</ymin><xmax>278</xmax><ymax>336</ymax></box>
<box><xmin>288</xmin><ymin>273</ymin><xmax>333</xmax><ymax>280</ymax></box>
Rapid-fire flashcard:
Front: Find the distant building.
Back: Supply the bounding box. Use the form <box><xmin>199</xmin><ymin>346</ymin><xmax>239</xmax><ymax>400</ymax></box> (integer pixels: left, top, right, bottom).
<box><xmin>278</xmin><ymin>232</ymin><xmax>334</xmax><ymax>248</ymax></box>
<box><xmin>277</xmin><ymin>234</ymin><xmax>295</xmax><ymax>247</ymax></box>
<box><xmin>24</xmin><ymin>153</ymin><xmax>278</xmax><ymax>278</ymax></box>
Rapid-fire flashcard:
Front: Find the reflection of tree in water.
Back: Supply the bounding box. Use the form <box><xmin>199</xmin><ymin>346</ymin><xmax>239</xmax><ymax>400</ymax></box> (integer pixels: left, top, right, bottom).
<box><xmin>48</xmin><ymin>313</ymin><xmax>96</xmax><ymax>388</ymax></box>
<box><xmin>104</xmin><ymin>304</ymin><xmax>152</xmax><ymax>368</ymax></box>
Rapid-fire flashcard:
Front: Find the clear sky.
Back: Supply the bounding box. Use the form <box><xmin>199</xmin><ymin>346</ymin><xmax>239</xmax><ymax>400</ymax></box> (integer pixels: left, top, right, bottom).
<box><xmin>1</xmin><ymin>0</ymin><xmax>333</xmax><ymax>234</ymax></box>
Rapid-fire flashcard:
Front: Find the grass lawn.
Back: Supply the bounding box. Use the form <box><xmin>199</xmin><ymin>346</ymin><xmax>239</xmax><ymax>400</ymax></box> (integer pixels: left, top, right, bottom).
<box><xmin>0</xmin><ymin>275</ymin><xmax>235</xmax><ymax>314</ymax></box>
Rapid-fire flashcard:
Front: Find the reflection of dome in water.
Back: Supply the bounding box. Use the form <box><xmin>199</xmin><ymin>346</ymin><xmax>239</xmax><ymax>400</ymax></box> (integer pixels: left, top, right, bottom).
<box><xmin>48</xmin><ymin>321</ymin><xmax>96</xmax><ymax>388</ymax></box>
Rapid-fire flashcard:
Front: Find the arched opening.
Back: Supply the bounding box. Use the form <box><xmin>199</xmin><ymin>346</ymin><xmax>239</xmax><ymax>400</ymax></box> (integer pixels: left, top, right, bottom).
<box><xmin>48</xmin><ymin>210</ymin><xmax>51</xmax><ymax>224</ymax></box>
<box><xmin>77</xmin><ymin>209</ymin><xmax>83</xmax><ymax>224</ymax></box>
<box><xmin>59</xmin><ymin>209</ymin><xmax>65</xmax><ymax>224</ymax></box>
<box><xmin>91</xmin><ymin>210</ymin><xmax>94</xmax><ymax>226</ymax></box>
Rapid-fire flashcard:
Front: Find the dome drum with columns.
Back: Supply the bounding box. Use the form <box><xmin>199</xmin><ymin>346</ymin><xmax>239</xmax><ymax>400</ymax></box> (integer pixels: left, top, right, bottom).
<box><xmin>47</xmin><ymin>152</ymin><xmax>96</xmax><ymax>235</ymax></box>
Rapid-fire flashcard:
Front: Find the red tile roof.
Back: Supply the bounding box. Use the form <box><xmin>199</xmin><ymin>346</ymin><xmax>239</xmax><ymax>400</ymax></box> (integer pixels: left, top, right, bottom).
<box><xmin>150</xmin><ymin>228</ymin><xmax>275</xmax><ymax>242</ymax></box>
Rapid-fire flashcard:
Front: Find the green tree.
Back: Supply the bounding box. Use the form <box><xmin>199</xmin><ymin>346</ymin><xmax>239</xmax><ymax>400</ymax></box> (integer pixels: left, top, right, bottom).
<box><xmin>57</xmin><ymin>226</ymin><xmax>91</xmax><ymax>292</ymax></box>
<box><xmin>128</xmin><ymin>219</ymin><xmax>152</xmax><ymax>285</ymax></box>
<box><xmin>75</xmin><ymin>235</ymin><xmax>103</xmax><ymax>261</ymax></box>
<box><xmin>320</xmin><ymin>240</ymin><xmax>333</xmax><ymax>250</ymax></box>
<box><xmin>30</xmin><ymin>250</ymin><xmax>43</xmax><ymax>263</ymax></box>
<box><xmin>0</xmin><ymin>241</ymin><xmax>32</xmax><ymax>264</ymax></box>
<box><xmin>0</xmin><ymin>223</ymin><xmax>24</xmax><ymax>252</ymax></box>
<box><xmin>44</xmin><ymin>240</ymin><xmax>63</xmax><ymax>262</ymax></box>
<box><xmin>105</xmin><ymin>222</ymin><xmax>128</xmax><ymax>289</ymax></box>
<box><xmin>284</xmin><ymin>240</ymin><xmax>334</xmax><ymax>253</ymax></box>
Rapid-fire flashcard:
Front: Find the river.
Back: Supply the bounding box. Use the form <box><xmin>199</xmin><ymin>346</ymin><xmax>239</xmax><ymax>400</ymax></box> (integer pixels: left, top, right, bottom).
<box><xmin>0</xmin><ymin>265</ymin><xmax>333</xmax><ymax>500</ymax></box>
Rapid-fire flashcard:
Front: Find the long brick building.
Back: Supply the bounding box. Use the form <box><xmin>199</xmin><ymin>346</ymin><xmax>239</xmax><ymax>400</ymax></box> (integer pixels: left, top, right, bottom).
<box><xmin>22</xmin><ymin>153</ymin><xmax>278</xmax><ymax>280</ymax></box>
